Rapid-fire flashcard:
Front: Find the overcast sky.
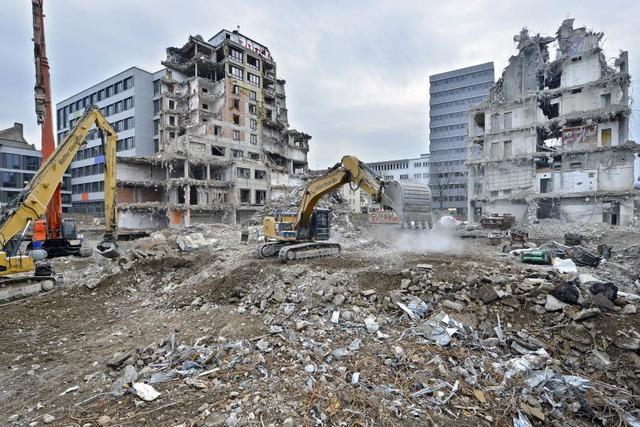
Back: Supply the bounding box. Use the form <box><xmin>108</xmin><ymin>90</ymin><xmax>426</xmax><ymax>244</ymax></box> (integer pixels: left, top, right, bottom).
<box><xmin>1</xmin><ymin>0</ymin><xmax>638</xmax><ymax>168</ymax></box>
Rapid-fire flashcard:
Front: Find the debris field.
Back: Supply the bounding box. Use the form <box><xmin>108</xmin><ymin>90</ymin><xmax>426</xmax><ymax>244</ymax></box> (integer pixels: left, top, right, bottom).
<box><xmin>0</xmin><ymin>219</ymin><xmax>639</xmax><ymax>427</ymax></box>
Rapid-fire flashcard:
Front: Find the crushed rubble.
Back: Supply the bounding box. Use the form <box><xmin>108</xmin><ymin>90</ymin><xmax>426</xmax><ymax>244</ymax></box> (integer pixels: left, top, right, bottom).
<box><xmin>0</xmin><ymin>220</ymin><xmax>638</xmax><ymax>426</ymax></box>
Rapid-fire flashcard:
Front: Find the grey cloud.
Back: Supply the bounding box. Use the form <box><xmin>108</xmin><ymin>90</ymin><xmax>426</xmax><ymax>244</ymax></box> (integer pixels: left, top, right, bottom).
<box><xmin>0</xmin><ymin>0</ymin><xmax>638</xmax><ymax>168</ymax></box>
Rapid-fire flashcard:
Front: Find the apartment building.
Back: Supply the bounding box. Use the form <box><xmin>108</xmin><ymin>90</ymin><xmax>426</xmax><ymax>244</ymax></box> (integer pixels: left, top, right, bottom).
<box><xmin>367</xmin><ymin>153</ymin><xmax>430</xmax><ymax>183</ymax></box>
<box><xmin>55</xmin><ymin>67</ymin><xmax>159</xmax><ymax>215</ymax></box>
<box><xmin>117</xmin><ymin>30</ymin><xmax>311</xmax><ymax>227</ymax></box>
<box><xmin>429</xmin><ymin>63</ymin><xmax>494</xmax><ymax>217</ymax></box>
<box><xmin>467</xmin><ymin>19</ymin><xmax>639</xmax><ymax>225</ymax></box>
<box><xmin>0</xmin><ymin>122</ymin><xmax>71</xmax><ymax>211</ymax></box>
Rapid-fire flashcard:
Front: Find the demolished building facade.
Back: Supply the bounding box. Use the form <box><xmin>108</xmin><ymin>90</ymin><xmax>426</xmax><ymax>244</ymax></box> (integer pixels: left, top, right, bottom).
<box><xmin>467</xmin><ymin>19</ymin><xmax>639</xmax><ymax>225</ymax></box>
<box><xmin>118</xmin><ymin>30</ymin><xmax>311</xmax><ymax>228</ymax></box>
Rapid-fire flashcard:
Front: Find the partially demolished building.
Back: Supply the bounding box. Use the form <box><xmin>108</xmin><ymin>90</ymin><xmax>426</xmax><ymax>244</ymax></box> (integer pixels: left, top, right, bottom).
<box><xmin>117</xmin><ymin>30</ymin><xmax>310</xmax><ymax>227</ymax></box>
<box><xmin>467</xmin><ymin>19</ymin><xmax>639</xmax><ymax>225</ymax></box>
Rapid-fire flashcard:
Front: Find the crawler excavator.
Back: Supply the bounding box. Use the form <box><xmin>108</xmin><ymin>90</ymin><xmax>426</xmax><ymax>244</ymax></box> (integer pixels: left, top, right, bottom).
<box><xmin>258</xmin><ymin>155</ymin><xmax>432</xmax><ymax>261</ymax></box>
<box><xmin>0</xmin><ymin>106</ymin><xmax>119</xmax><ymax>301</ymax></box>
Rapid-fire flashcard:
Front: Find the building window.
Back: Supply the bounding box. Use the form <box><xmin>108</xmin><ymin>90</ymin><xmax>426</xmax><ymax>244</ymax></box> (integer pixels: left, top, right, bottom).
<box><xmin>250</xmin><ymin>134</ymin><xmax>257</xmax><ymax>144</ymax></box>
<box><xmin>153</xmin><ymin>99</ymin><xmax>160</xmax><ymax>114</ymax></box>
<box><xmin>249</xmin><ymin>152</ymin><xmax>260</xmax><ymax>160</ymax></box>
<box><xmin>232</xmin><ymin>149</ymin><xmax>243</xmax><ymax>158</ymax></box>
<box><xmin>239</xmin><ymin>189</ymin><xmax>251</xmax><ymax>203</ymax></box>
<box><xmin>248</xmin><ymin>104</ymin><xmax>257</xmax><ymax>115</ymax></box>
<box><xmin>153</xmin><ymin>80</ymin><xmax>160</xmax><ymax>95</ymax></box>
<box><xmin>153</xmin><ymin>119</ymin><xmax>159</xmax><ymax>135</ymax></box>
<box><xmin>233</xmin><ymin>115</ymin><xmax>240</xmax><ymax>125</ymax></box>
<box><xmin>249</xmin><ymin>91</ymin><xmax>257</xmax><ymax>100</ymax></box>
<box><xmin>236</xmin><ymin>167</ymin><xmax>251</xmax><ymax>179</ymax></box>
<box><xmin>232</xmin><ymin>85</ymin><xmax>240</xmax><ymax>95</ymax></box>
<box><xmin>233</xmin><ymin>130</ymin><xmax>240</xmax><ymax>141</ymax></box>
<box><xmin>123</xmin><ymin>76</ymin><xmax>134</xmax><ymax>90</ymax></box>
<box><xmin>232</xmin><ymin>98</ymin><xmax>240</xmax><ymax>110</ymax></box>
<box><xmin>202</xmin><ymin>103</ymin><xmax>209</xmax><ymax>110</ymax></box>
<box><xmin>601</xmin><ymin>128</ymin><xmax>612</xmax><ymax>146</ymax></box>
<box><xmin>214</xmin><ymin>125</ymin><xmax>222</xmax><ymax>136</ymax></box>
<box><xmin>230</xmin><ymin>48</ymin><xmax>243</xmax><ymax>62</ymax></box>
<box><xmin>601</xmin><ymin>93</ymin><xmax>611</xmax><ymax>107</ymax></box>
<box><xmin>504</xmin><ymin>140</ymin><xmax>512</xmax><ymax>157</ymax></box>
<box><xmin>399</xmin><ymin>174</ymin><xmax>408</xmax><ymax>180</ymax></box>
<box><xmin>503</xmin><ymin>112</ymin><xmax>512</xmax><ymax>129</ymax></box>
<box><xmin>255</xmin><ymin>190</ymin><xmax>266</xmax><ymax>205</ymax></box>
<box><xmin>114</xmin><ymin>81</ymin><xmax>123</xmax><ymax>94</ymax></box>
<box><xmin>169</xmin><ymin>116</ymin><xmax>176</xmax><ymax>126</ymax></box>
<box><xmin>247</xmin><ymin>55</ymin><xmax>260</xmax><ymax>69</ymax></box>
<box><xmin>247</xmin><ymin>73</ymin><xmax>260</xmax><ymax>86</ymax></box>
<box><xmin>250</xmin><ymin>119</ymin><xmax>257</xmax><ymax>130</ymax></box>
<box><xmin>229</xmin><ymin>65</ymin><xmax>244</xmax><ymax>80</ymax></box>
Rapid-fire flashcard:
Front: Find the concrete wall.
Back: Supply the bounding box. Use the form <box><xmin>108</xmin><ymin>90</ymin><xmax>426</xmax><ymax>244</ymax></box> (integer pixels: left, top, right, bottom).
<box><xmin>119</xmin><ymin>210</ymin><xmax>167</xmax><ymax>229</ymax></box>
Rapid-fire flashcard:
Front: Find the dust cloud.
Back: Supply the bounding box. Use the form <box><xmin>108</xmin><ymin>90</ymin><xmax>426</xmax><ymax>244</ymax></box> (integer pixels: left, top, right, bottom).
<box><xmin>373</xmin><ymin>225</ymin><xmax>464</xmax><ymax>254</ymax></box>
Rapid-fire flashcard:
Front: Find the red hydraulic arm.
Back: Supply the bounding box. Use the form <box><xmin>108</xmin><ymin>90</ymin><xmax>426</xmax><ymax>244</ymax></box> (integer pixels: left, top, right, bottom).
<box><xmin>32</xmin><ymin>0</ymin><xmax>62</xmax><ymax>239</ymax></box>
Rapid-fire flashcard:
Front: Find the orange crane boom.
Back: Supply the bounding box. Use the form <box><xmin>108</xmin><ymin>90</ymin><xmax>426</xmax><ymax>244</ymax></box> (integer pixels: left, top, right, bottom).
<box><xmin>32</xmin><ymin>0</ymin><xmax>62</xmax><ymax>239</ymax></box>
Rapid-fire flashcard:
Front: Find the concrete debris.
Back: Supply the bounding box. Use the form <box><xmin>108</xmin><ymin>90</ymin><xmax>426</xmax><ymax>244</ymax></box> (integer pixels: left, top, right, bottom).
<box><xmin>2</xmin><ymin>215</ymin><xmax>640</xmax><ymax>425</ymax></box>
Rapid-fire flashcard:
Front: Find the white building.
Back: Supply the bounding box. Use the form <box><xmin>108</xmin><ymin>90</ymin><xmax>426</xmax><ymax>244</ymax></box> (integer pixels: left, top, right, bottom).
<box><xmin>367</xmin><ymin>153</ymin><xmax>430</xmax><ymax>183</ymax></box>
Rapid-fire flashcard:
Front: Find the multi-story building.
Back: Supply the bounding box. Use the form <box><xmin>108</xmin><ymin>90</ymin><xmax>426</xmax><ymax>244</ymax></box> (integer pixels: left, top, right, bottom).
<box><xmin>56</xmin><ymin>67</ymin><xmax>160</xmax><ymax>215</ymax></box>
<box><xmin>55</xmin><ymin>30</ymin><xmax>310</xmax><ymax>227</ymax></box>
<box><xmin>367</xmin><ymin>153</ymin><xmax>430</xmax><ymax>183</ymax></box>
<box><xmin>117</xmin><ymin>30</ymin><xmax>310</xmax><ymax>227</ymax></box>
<box><xmin>429</xmin><ymin>62</ymin><xmax>494</xmax><ymax>217</ymax></box>
<box><xmin>0</xmin><ymin>122</ymin><xmax>71</xmax><ymax>211</ymax></box>
<box><xmin>467</xmin><ymin>19</ymin><xmax>639</xmax><ymax>225</ymax></box>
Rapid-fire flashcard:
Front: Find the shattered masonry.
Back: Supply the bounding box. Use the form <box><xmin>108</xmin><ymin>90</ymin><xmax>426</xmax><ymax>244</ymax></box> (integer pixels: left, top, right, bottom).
<box><xmin>467</xmin><ymin>19</ymin><xmax>639</xmax><ymax>226</ymax></box>
<box><xmin>117</xmin><ymin>30</ymin><xmax>311</xmax><ymax>228</ymax></box>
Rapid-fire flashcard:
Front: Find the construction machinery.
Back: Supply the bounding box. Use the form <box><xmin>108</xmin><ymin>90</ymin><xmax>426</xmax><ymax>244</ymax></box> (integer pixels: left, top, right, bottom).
<box><xmin>258</xmin><ymin>155</ymin><xmax>432</xmax><ymax>261</ymax></box>
<box><xmin>0</xmin><ymin>106</ymin><xmax>119</xmax><ymax>301</ymax></box>
<box><xmin>31</xmin><ymin>0</ymin><xmax>84</xmax><ymax>257</ymax></box>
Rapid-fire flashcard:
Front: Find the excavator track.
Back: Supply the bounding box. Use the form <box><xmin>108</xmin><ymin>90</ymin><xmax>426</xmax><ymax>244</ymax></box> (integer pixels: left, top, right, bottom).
<box><xmin>0</xmin><ymin>275</ymin><xmax>58</xmax><ymax>303</ymax></box>
<box><xmin>257</xmin><ymin>242</ymin><xmax>286</xmax><ymax>258</ymax></box>
<box><xmin>278</xmin><ymin>242</ymin><xmax>341</xmax><ymax>262</ymax></box>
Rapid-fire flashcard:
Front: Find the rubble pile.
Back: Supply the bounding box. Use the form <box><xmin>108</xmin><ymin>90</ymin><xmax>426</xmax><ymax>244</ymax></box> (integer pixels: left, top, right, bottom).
<box><xmin>1</xmin><ymin>221</ymin><xmax>639</xmax><ymax>426</ymax></box>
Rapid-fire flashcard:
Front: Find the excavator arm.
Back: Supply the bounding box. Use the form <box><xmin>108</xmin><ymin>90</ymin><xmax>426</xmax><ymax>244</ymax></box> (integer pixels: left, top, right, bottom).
<box><xmin>0</xmin><ymin>106</ymin><xmax>118</xmax><ymax>256</ymax></box>
<box><xmin>295</xmin><ymin>155</ymin><xmax>384</xmax><ymax>232</ymax></box>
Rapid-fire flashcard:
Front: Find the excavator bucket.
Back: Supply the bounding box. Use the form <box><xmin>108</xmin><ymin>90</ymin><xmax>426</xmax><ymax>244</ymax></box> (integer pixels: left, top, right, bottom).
<box><xmin>95</xmin><ymin>240</ymin><xmax>120</xmax><ymax>259</ymax></box>
<box><xmin>381</xmin><ymin>181</ymin><xmax>432</xmax><ymax>229</ymax></box>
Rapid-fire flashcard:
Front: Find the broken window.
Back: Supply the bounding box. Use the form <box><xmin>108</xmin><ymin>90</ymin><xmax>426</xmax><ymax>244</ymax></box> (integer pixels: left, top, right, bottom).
<box><xmin>169</xmin><ymin>131</ymin><xmax>175</xmax><ymax>139</ymax></box>
<box><xmin>503</xmin><ymin>140</ymin><xmax>512</xmax><ymax>157</ymax></box>
<box><xmin>254</xmin><ymin>169</ymin><xmax>266</xmax><ymax>179</ymax></box>
<box><xmin>601</xmin><ymin>128</ymin><xmax>612</xmax><ymax>146</ymax></box>
<box><xmin>248</xmin><ymin>104</ymin><xmax>257</xmax><ymax>115</ymax></box>
<box><xmin>212</xmin><ymin>146</ymin><xmax>225</xmax><ymax>157</ymax></box>
<box><xmin>239</xmin><ymin>189</ymin><xmax>251</xmax><ymax>203</ymax></box>
<box><xmin>203</xmin><ymin>103</ymin><xmax>209</xmax><ymax>110</ymax></box>
<box><xmin>250</xmin><ymin>134</ymin><xmax>257</xmax><ymax>144</ymax></box>
<box><xmin>601</xmin><ymin>93</ymin><xmax>611</xmax><ymax>107</ymax></box>
<box><xmin>247</xmin><ymin>55</ymin><xmax>260</xmax><ymax>69</ymax></box>
<box><xmin>255</xmin><ymin>190</ymin><xmax>266</xmax><ymax>205</ymax></box>
<box><xmin>233</xmin><ymin>130</ymin><xmax>240</xmax><ymax>141</ymax></box>
<box><xmin>190</xmin><ymin>186</ymin><xmax>198</xmax><ymax>205</ymax></box>
<box><xmin>236</xmin><ymin>167</ymin><xmax>250</xmax><ymax>179</ymax></box>
<box><xmin>540</xmin><ymin>178</ymin><xmax>551</xmax><ymax>193</ymax></box>
<box><xmin>232</xmin><ymin>98</ymin><xmax>240</xmax><ymax>110</ymax></box>
<box><xmin>202</xmin><ymin>87</ymin><xmax>208</xmax><ymax>94</ymax></box>
<box><xmin>169</xmin><ymin>100</ymin><xmax>175</xmax><ymax>110</ymax></box>
<box><xmin>570</xmin><ymin>88</ymin><xmax>582</xmax><ymax>94</ymax></box>
<box><xmin>490</xmin><ymin>113</ymin><xmax>499</xmax><ymax>131</ymax></box>
<box><xmin>503</xmin><ymin>112</ymin><xmax>512</xmax><ymax>130</ymax></box>
<box><xmin>569</xmin><ymin>161</ymin><xmax>583</xmax><ymax>170</ymax></box>
<box><xmin>233</xmin><ymin>115</ymin><xmax>240</xmax><ymax>125</ymax></box>
<box><xmin>249</xmin><ymin>152</ymin><xmax>260</xmax><ymax>160</ymax></box>
<box><xmin>169</xmin><ymin>116</ymin><xmax>176</xmax><ymax>126</ymax></box>
<box><xmin>571</xmin><ymin>55</ymin><xmax>582</xmax><ymax>62</ymax></box>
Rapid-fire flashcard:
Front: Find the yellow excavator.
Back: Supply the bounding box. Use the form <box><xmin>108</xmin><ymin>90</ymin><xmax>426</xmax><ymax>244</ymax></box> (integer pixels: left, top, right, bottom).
<box><xmin>258</xmin><ymin>155</ymin><xmax>432</xmax><ymax>261</ymax></box>
<box><xmin>0</xmin><ymin>106</ymin><xmax>119</xmax><ymax>301</ymax></box>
